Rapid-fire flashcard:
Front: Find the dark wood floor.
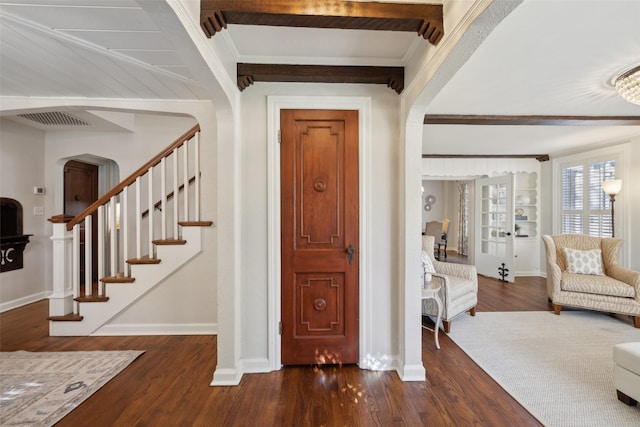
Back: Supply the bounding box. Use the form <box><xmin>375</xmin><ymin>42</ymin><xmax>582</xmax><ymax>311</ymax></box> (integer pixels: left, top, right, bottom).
<box><xmin>1</xmin><ymin>252</ymin><xmax>565</xmax><ymax>426</ymax></box>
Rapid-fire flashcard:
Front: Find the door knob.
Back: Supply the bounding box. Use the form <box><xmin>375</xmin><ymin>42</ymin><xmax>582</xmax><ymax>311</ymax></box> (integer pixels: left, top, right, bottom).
<box><xmin>346</xmin><ymin>244</ymin><xmax>355</xmax><ymax>265</ymax></box>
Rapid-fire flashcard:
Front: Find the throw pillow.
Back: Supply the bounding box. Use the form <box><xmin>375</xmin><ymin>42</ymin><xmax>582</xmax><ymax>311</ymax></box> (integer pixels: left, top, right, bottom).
<box><xmin>422</xmin><ymin>250</ymin><xmax>435</xmax><ymax>284</ymax></box>
<box><xmin>564</xmin><ymin>248</ymin><xmax>604</xmax><ymax>275</ymax></box>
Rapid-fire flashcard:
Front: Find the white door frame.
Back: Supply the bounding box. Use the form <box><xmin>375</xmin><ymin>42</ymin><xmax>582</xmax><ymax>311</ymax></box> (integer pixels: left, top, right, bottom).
<box><xmin>474</xmin><ymin>174</ymin><xmax>515</xmax><ymax>281</ymax></box>
<box><xmin>267</xmin><ymin>96</ymin><xmax>372</xmax><ymax>370</ymax></box>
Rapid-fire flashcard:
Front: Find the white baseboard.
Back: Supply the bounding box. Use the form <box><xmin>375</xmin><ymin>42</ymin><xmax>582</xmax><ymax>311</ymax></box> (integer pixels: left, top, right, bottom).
<box><xmin>0</xmin><ymin>292</ymin><xmax>48</xmax><ymax>313</ymax></box>
<box><xmin>92</xmin><ymin>322</ymin><xmax>217</xmax><ymax>336</ymax></box>
<box><xmin>397</xmin><ymin>362</ymin><xmax>426</xmax><ymax>382</ymax></box>
<box><xmin>211</xmin><ymin>368</ymin><xmax>243</xmax><ymax>386</ymax></box>
<box><xmin>359</xmin><ymin>353</ymin><xmax>398</xmax><ymax>371</ymax></box>
<box><xmin>241</xmin><ymin>358</ymin><xmax>271</xmax><ymax>373</ymax></box>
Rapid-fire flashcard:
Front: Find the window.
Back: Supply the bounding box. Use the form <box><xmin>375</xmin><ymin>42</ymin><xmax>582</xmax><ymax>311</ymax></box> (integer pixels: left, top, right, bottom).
<box><xmin>559</xmin><ymin>159</ymin><xmax>615</xmax><ymax>237</ymax></box>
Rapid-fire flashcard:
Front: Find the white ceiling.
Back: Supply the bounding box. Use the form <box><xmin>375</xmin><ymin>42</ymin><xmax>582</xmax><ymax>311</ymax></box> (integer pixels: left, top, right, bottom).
<box><xmin>423</xmin><ymin>0</ymin><xmax>640</xmax><ymax>157</ymax></box>
<box><xmin>0</xmin><ymin>0</ymin><xmax>639</xmax><ymax>156</ymax></box>
<box><xmin>0</xmin><ymin>0</ymin><xmax>206</xmax><ymax>100</ymax></box>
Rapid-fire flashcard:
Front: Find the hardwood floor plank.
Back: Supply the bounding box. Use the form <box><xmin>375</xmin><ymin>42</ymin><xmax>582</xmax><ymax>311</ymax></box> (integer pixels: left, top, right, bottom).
<box><xmin>1</xmin><ymin>259</ymin><xmax>559</xmax><ymax>426</ymax></box>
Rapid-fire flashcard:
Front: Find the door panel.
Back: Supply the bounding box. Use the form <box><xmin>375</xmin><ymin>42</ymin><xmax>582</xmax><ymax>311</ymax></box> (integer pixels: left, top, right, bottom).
<box><xmin>474</xmin><ymin>174</ymin><xmax>515</xmax><ymax>282</ymax></box>
<box><xmin>64</xmin><ymin>160</ymin><xmax>99</xmax><ymax>287</ymax></box>
<box><xmin>281</xmin><ymin>109</ymin><xmax>359</xmax><ymax>365</ymax></box>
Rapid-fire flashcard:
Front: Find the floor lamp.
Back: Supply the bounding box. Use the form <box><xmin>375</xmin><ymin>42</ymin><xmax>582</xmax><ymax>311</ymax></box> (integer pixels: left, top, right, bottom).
<box><xmin>601</xmin><ymin>179</ymin><xmax>622</xmax><ymax>237</ymax></box>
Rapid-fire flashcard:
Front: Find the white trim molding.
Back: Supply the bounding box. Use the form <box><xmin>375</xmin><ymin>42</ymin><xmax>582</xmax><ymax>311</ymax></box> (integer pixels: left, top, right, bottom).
<box><xmin>93</xmin><ymin>322</ymin><xmax>217</xmax><ymax>336</ymax></box>
<box><xmin>0</xmin><ymin>292</ymin><xmax>49</xmax><ymax>313</ymax></box>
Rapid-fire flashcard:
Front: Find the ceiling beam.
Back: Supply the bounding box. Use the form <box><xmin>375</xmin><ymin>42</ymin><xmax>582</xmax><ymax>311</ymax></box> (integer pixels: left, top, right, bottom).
<box><xmin>424</xmin><ymin>115</ymin><xmax>640</xmax><ymax>126</ymax></box>
<box><xmin>201</xmin><ymin>0</ymin><xmax>444</xmax><ymax>45</ymax></box>
<box><xmin>422</xmin><ymin>154</ymin><xmax>551</xmax><ymax>162</ymax></box>
<box><xmin>237</xmin><ymin>63</ymin><xmax>404</xmax><ymax>93</ymax></box>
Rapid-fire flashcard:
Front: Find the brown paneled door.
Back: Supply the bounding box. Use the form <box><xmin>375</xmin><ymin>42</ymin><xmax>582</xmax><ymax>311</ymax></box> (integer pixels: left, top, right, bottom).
<box><xmin>280</xmin><ymin>109</ymin><xmax>359</xmax><ymax>365</ymax></box>
<box><xmin>64</xmin><ymin>160</ymin><xmax>99</xmax><ymax>288</ymax></box>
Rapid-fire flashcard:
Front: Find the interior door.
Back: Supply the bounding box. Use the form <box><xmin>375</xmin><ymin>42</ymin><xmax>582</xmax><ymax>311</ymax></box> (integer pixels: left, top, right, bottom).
<box><xmin>280</xmin><ymin>109</ymin><xmax>359</xmax><ymax>365</ymax></box>
<box><xmin>474</xmin><ymin>174</ymin><xmax>515</xmax><ymax>282</ymax></box>
<box><xmin>64</xmin><ymin>160</ymin><xmax>99</xmax><ymax>288</ymax></box>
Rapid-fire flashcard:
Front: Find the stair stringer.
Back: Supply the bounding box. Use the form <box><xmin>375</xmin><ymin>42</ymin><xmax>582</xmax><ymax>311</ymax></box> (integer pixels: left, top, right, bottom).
<box><xmin>49</xmin><ymin>226</ymin><xmax>203</xmax><ymax>336</ymax></box>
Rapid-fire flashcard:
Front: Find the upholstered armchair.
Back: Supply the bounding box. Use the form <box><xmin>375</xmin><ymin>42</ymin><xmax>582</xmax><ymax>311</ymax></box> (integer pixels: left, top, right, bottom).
<box><xmin>421</xmin><ymin>235</ymin><xmax>478</xmax><ymax>333</ymax></box>
<box><xmin>542</xmin><ymin>234</ymin><xmax>640</xmax><ymax>328</ymax></box>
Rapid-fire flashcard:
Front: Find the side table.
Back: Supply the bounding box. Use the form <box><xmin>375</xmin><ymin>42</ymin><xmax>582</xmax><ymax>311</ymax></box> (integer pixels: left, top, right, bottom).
<box><xmin>421</xmin><ymin>282</ymin><xmax>443</xmax><ymax>349</ymax></box>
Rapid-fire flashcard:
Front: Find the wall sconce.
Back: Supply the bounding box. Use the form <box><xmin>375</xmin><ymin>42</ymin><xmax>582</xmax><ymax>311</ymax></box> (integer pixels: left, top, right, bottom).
<box><xmin>601</xmin><ymin>179</ymin><xmax>622</xmax><ymax>237</ymax></box>
<box><xmin>424</xmin><ymin>194</ymin><xmax>436</xmax><ymax>211</ymax></box>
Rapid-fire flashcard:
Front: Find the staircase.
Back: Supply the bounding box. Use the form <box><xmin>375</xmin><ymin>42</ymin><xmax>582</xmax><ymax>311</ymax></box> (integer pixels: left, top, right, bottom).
<box><xmin>47</xmin><ymin>125</ymin><xmax>212</xmax><ymax>336</ymax></box>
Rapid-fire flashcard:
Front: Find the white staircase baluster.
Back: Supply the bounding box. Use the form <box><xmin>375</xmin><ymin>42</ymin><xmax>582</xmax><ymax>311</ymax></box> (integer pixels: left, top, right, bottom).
<box><xmin>173</xmin><ymin>147</ymin><xmax>179</xmax><ymax>238</ymax></box>
<box><xmin>195</xmin><ymin>131</ymin><xmax>200</xmax><ymax>221</ymax></box>
<box><xmin>183</xmin><ymin>141</ymin><xmax>189</xmax><ymax>222</ymax></box>
<box><xmin>148</xmin><ymin>167</ymin><xmax>154</xmax><ymax>258</ymax></box>
<box><xmin>98</xmin><ymin>206</ymin><xmax>105</xmax><ymax>284</ymax></box>
<box><xmin>72</xmin><ymin>224</ymin><xmax>80</xmax><ymax>313</ymax></box>
<box><xmin>136</xmin><ymin>177</ymin><xmax>141</xmax><ymax>260</ymax></box>
<box><xmin>122</xmin><ymin>186</ymin><xmax>129</xmax><ymax>276</ymax></box>
<box><xmin>109</xmin><ymin>197</ymin><xmax>117</xmax><ymax>276</ymax></box>
<box><xmin>84</xmin><ymin>215</ymin><xmax>92</xmax><ymax>296</ymax></box>
<box><xmin>161</xmin><ymin>157</ymin><xmax>167</xmax><ymax>240</ymax></box>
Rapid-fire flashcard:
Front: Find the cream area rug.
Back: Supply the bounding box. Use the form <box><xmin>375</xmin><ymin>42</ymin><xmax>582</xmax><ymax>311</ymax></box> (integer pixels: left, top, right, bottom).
<box><xmin>0</xmin><ymin>350</ymin><xmax>143</xmax><ymax>426</ymax></box>
<box><xmin>447</xmin><ymin>311</ymin><xmax>640</xmax><ymax>427</ymax></box>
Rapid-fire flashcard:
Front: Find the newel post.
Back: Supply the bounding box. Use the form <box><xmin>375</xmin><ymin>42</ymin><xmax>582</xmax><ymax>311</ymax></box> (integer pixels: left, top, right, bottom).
<box><xmin>48</xmin><ymin>214</ymin><xmax>74</xmax><ymax>317</ymax></box>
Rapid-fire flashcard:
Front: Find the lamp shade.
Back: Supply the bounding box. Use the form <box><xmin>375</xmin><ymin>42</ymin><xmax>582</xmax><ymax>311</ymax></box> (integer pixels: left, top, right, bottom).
<box><xmin>601</xmin><ymin>179</ymin><xmax>622</xmax><ymax>196</ymax></box>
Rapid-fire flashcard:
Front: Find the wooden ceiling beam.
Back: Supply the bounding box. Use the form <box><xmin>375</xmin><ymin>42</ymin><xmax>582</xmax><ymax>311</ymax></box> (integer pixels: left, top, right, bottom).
<box><xmin>201</xmin><ymin>0</ymin><xmax>443</xmax><ymax>45</ymax></box>
<box><xmin>424</xmin><ymin>115</ymin><xmax>640</xmax><ymax>126</ymax></box>
<box><xmin>422</xmin><ymin>154</ymin><xmax>551</xmax><ymax>162</ymax></box>
<box><xmin>237</xmin><ymin>63</ymin><xmax>404</xmax><ymax>93</ymax></box>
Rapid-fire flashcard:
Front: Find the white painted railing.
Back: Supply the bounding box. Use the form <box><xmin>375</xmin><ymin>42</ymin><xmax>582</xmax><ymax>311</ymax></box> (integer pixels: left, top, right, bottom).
<box><xmin>48</xmin><ymin>125</ymin><xmax>202</xmax><ymax>318</ymax></box>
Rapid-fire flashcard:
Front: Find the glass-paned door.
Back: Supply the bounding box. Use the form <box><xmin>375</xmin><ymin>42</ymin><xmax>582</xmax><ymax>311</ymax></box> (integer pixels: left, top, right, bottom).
<box><xmin>474</xmin><ymin>174</ymin><xmax>515</xmax><ymax>282</ymax></box>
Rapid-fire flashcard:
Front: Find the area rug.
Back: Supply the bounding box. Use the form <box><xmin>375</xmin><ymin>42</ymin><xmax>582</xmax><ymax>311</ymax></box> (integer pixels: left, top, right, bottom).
<box><xmin>447</xmin><ymin>311</ymin><xmax>640</xmax><ymax>426</ymax></box>
<box><xmin>0</xmin><ymin>350</ymin><xmax>144</xmax><ymax>426</ymax></box>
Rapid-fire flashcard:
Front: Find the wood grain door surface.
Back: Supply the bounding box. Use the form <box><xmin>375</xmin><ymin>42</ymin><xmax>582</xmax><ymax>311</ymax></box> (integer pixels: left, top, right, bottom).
<box><xmin>280</xmin><ymin>109</ymin><xmax>359</xmax><ymax>365</ymax></box>
<box><xmin>64</xmin><ymin>160</ymin><xmax>99</xmax><ymax>287</ymax></box>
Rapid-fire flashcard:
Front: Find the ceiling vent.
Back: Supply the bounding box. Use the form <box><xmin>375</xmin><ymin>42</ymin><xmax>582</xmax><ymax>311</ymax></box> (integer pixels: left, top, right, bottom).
<box><xmin>18</xmin><ymin>112</ymin><xmax>90</xmax><ymax>126</ymax></box>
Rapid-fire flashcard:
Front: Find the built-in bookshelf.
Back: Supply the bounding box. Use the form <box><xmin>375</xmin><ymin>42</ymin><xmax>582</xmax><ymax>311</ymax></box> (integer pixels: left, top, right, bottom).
<box><xmin>514</xmin><ymin>172</ymin><xmax>539</xmax><ymax>275</ymax></box>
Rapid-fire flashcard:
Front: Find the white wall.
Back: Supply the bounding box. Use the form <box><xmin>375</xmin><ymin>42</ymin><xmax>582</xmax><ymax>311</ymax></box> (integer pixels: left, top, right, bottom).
<box><xmin>0</xmin><ymin>120</ymin><xmax>48</xmax><ymax>310</ymax></box>
<box><xmin>239</xmin><ymin>82</ymin><xmax>401</xmax><ymax>363</ymax></box>
<box><xmin>421</xmin><ymin>180</ymin><xmax>444</xmax><ymax>227</ymax></box>
<box><xmin>629</xmin><ymin>137</ymin><xmax>640</xmax><ymax>271</ymax></box>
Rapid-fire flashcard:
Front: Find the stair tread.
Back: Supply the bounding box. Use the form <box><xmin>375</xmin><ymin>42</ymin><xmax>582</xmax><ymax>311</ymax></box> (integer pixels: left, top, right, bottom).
<box><xmin>101</xmin><ymin>275</ymin><xmax>135</xmax><ymax>283</ymax></box>
<box><xmin>152</xmin><ymin>239</ymin><xmax>187</xmax><ymax>245</ymax></box>
<box><xmin>127</xmin><ymin>256</ymin><xmax>161</xmax><ymax>265</ymax></box>
<box><xmin>48</xmin><ymin>314</ymin><xmax>83</xmax><ymax>321</ymax></box>
<box><xmin>178</xmin><ymin>221</ymin><xmax>214</xmax><ymax>227</ymax></box>
<box><xmin>75</xmin><ymin>295</ymin><xmax>109</xmax><ymax>303</ymax></box>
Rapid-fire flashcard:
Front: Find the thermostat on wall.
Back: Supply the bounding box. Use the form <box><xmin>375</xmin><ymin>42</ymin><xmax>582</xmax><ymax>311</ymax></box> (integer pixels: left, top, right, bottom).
<box><xmin>33</xmin><ymin>187</ymin><xmax>45</xmax><ymax>195</ymax></box>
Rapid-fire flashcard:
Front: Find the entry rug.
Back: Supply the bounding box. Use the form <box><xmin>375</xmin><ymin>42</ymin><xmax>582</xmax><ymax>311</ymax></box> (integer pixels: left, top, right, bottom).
<box><xmin>0</xmin><ymin>350</ymin><xmax>144</xmax><ymax>426</ymax></box>
<box><xmin>447</xmin><ymin>311</ymin><xmax>640</xmax><ymax>426</ymax></box>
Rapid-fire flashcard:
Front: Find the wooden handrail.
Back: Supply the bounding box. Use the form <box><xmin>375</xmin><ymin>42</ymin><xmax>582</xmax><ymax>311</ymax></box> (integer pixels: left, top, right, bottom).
<box><xmin>66</xmin><ymin>124</ymin><xmax>200</xmax><ymax>231</ymax></box>
<box><xmin>141</xmin><ymin>175</ymin><xmax>198</xmax><ymax>218</ymax></box>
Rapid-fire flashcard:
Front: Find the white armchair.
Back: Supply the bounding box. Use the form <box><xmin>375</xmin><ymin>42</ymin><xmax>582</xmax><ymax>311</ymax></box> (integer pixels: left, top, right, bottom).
<box><xmin>542</xmin><ymin>234</ymin><xmax>640</xmax><ymax>327</ymax></box>
<box><xmin>422</xmin><ymin>235</ymin><xmax>478</xmax><ymax>333</ymax></box>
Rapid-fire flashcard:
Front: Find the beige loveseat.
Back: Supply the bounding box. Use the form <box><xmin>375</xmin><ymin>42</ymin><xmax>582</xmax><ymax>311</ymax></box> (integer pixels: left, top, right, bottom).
<box><xmin>542</xmin><ymin>234</ymin><xmax>640</xmax><ymax>328</ymax></box>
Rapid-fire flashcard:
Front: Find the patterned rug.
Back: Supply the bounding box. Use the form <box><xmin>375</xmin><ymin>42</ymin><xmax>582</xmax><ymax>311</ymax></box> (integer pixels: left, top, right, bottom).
<box><xmin>447</xmin><ymin>311</ymin><xmax>640</xmax><ymax>427</ymax></box>
<box><xmin>0</xmin><ymin>350</ymin><xmax>143</xmax><ymax>426</ymax></box>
